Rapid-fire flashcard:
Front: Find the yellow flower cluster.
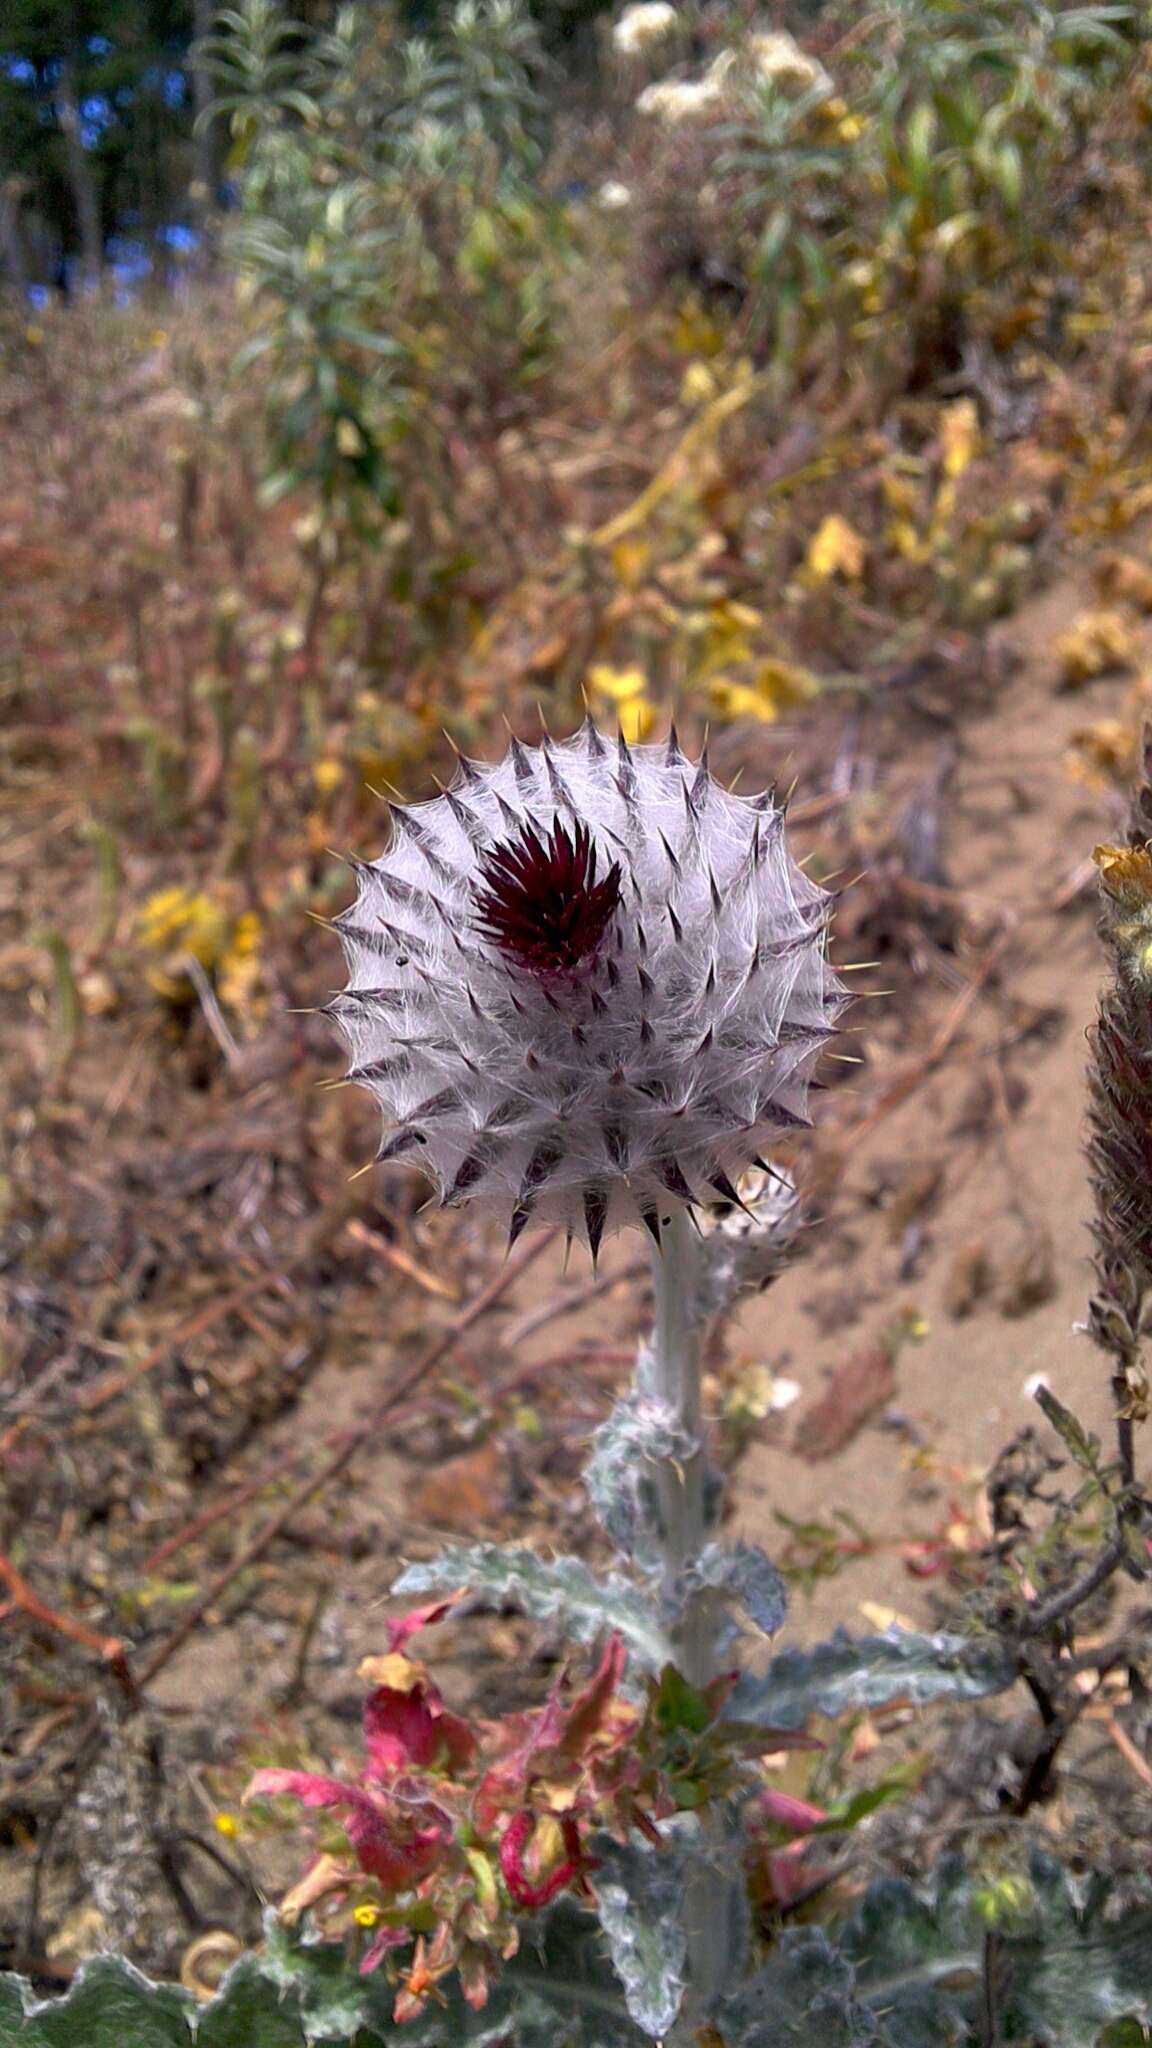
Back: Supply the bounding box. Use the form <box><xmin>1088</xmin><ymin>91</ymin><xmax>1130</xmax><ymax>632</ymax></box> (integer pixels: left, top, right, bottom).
<box><xmin>136</xmin><ymin>886</ymin><xmax>264</xmax><ymax>1017</ymax></box>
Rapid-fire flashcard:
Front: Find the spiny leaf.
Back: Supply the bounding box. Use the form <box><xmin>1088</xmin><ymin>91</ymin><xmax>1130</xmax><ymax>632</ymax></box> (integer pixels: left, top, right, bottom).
<box><xmin>589</xmin><ymin>1837</ymin><xmax>688</xmax><ymax>2039</ymax></box>
<box><xmin>715</xmin><ymin>1927</ymin><xmax>888</xmax><ymax>2048</ymax></box>
<box><xmin>1033</xmin><ymin>1383</ymin><xmax>1106</xmax><ymax>1477</ymax></box>
<box><xmin>584</xmin><ymin>1378</ymin><xmax>692</xmax><ymax>1570</ymax></box>
<box><xmin>393</xmin><ymin>1545</ymin><xmax>672</xmax><ymax>1672</ymax></box>
<box><xmin>254</xmin><ymin>1915</ymin><xmax>400</xmax><ymax>2042</ymax></box>
<box><xmin>682</xmin><ymin>1541</ymin><xmax>788</xmax><ymax>1638</ymax></box>
<box><xmin>195</xmin><ymin>1955</ymin><xmax>308</xmax><ymax>2048</ymax></box>
<box><xmin>723</xmin><ymin>1627</ymin><xmax>1015</xmax><ymax>1730</ymax></box>
<box><xmin>502</xmin><ymin>1899</ymin><xmax>650</xmax><ymax>2045</ymax></box>
<box><xmin>0</xmin><ymin>1956</ymin><xmax>194</xmax><ymax>2048</ymax></box>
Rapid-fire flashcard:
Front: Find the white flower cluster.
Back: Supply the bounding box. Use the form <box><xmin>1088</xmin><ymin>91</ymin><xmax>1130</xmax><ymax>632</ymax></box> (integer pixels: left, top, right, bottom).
<box><xmin>612</xmin><ymin>1</ymin><xmax>678</xmax><ymax>57</ymax></box>
<box><xmin>636</xmin><ymin>75</ymin><xmax>725</xmax><ymax>121</ymax></box>
<box><xmin>331</xmin><ymin>723</ymin><xmax>846</xmax><ymax>1253</ymax></box>
<box><xmin>746</xmin><ymin>29</ymin><xmax>829</xmax><ymax>94</ymax></box>
<box><xmin>635</xmin><ymin>24</ymin><xmax>829</xmax><ymax>124</ymax></box>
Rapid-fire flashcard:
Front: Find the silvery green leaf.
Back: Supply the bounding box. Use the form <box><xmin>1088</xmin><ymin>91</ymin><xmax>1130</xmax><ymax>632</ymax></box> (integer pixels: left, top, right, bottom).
<box><xmin>0</xmin><ymin>1956</ymin><xmax>194</xmax><ymax>2048</ymax></box>
<box><xmin>253</xmin><ymin>1913</ymin><xmax>480</xmax><ymax>2042</ymax></box>
<box><xmin>1004</xmin><ymin>1852</ymin><xmax>1152</xmax><ymax>2044</ymax></box>
<box><xmin>838</xmin><ymin>1852</ymin><xmax>1152</xmax><ymax>2048</ymax></box>
<box><xmin>715</xmin><ymin>1928</ymin><xmax>891</xmax><ymax>2047</ymax></box>
<box><xmin>507</xmin><ymin>1899</ymin><xmax>650</xmax><ymax>2044</ymax></box>
<box><xmin>683</xmin><ymin>1542</ymin><xmax>788</xmax><ymax>1638</ymax></box>
<box><xmin>254</xmin><ymin>1913</ymin><xmax>387</xmax><ymax>2040</ymax></box>
<box><xmin>195</xmin><ymin>1955</ymin><xmax>307</xmax><ymax>2048</ymax></box>
<box><xmin>0</xmin><ymin>1980</ymin><xmax>24</xmax><ymax>2047</ymax></box>
<box><xmin>589</xmin><ymin>1837</ymin><xmax>688</xmax><ymax>2038</ymax></box>
<box><xmin>394</xmin><ymin>1546</ymin><xmax>671</xmax><ymax>1672</ymax></box>
<box><xmin>724</xmin><ymin>1628</ymin><xmax>1015</xmax><ymax>1730</ymax></box>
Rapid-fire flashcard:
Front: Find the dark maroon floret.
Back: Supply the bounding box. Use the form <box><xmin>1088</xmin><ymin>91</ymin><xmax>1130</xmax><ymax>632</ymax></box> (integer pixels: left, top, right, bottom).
<box><xmin>473</xmin><ymin>818</ymin><xmax>622</xmax><ymax>977</ymax></box>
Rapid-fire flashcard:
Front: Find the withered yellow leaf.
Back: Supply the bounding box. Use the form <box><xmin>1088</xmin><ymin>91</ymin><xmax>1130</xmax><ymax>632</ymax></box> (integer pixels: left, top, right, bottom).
<box><xmin>711</xmin><ymin>657</ymin><xmax>820</xmax><ymax>724</ymax></box>
<box><xmin>939</xmin><ymin>398</ymin><xmax>979</xmax><ymax>479</ymax></box>
<box><xmin>710</xmin><ymin>679</ymin><xmax>776</xmax><ymax>723</ymax></box>
<box><xmin>619</xmin><ymin>697</ymin><xmax>656</xmax><ymax>741</ymax></box>
<box><xmin>1094</xmin><ymin>551</ymin><xmax>1152</xmax><ymax>612</ymax></box>
<box><xmin>1056</xmin><ymin>609</ymin><xmax>1138</xmax><ymax>687</ymax></box>
<box><xmin>357</xmin><ymin>1650</ymin><xmax>423</xmax><ymax>1692</ymax></box>
<box><xmin>1093</xmin><ymin>841</ymin><xmax>1152</xmax><ymax>906</ymax></box>
<box><xmin>610</xmin><ymin>538</ymin><xmax>650</xmax><ymax>589</ymax></box>
<box><xmin>681</xmin><ymin>360</ymin><xmax>718</xmax><ymax>406</ymax></box>
<box><xmin>806</xmin><ymin>512</ymin><xmax>866</xmax><ymax>582</ymax></box>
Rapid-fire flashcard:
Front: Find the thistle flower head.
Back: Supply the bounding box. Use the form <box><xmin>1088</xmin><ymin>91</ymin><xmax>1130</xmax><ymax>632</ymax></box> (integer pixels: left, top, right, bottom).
<box><xmin>636</xmin><ymin>75</ymin><xmax>725</xmax><ymax>120</ymax></box>
<box><xmin>744</xmin><ymin>30</ymin><xmax>829</xmax><ymax>94</ymax></box>
<box><xmin>330</xmin><ymin>721</ymin><xmax>847</xmax><ymax>1254</ymax></box>
<box><xmin>612</xmin><ymin>0</ymin><xmax>678</xmax><ymax>57</ymax></box>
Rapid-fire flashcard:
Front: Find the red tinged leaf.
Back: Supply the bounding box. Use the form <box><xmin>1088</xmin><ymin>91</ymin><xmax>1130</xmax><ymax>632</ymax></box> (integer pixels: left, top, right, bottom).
<box><xmin>247</xmin><ymin>1767</ymin><xmax>361</xmax><ymax>1811</ymax></box>
<box><xmin>791</xmin><ymin>1343</ymin><xmax>896</xmax><ymax>1461</ymax></box>
<box><xmin>763</xmin><ymin>1844</ymin><xmax>822</xmax><ymax>1911</ymax></box>
<box><xmin>498</xmin><ymin>1810</ymin><xmax>584</xmax><ymax>1909</ymax></box>
<box><xmin>245</xmin><ymin>1769</ymin><xmax>447</xmax><ymax>1891</ymax></box>
<box><xmin>554</xmin><ymin>1632</ymin><xmax>629</xmax><ymax>1759</ymax></box>
<box><xmin>363</xmin><ymin>1677</ymin><xmax>476</xmax><ymax>1776</ymax></box>
<box><xmin>383</xmin><ymin>1594</ymin><xmax>463</xmax><ymax>1655</ymax></box>
<box><xmin>756</xmin><ymin>1787</ymin><xmax>827</xmax><ymax>1834</ymax></box>
<box><xmin>359</xmin><ymin>1925</ymin><xmax>410</xmax><ymax>1977</ymax></box>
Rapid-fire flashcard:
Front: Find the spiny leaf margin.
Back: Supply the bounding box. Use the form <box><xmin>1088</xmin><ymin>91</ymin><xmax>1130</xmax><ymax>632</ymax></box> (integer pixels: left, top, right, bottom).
<box><xmin>723</xmin><ymin>1625</ymin><xmax>1016</xmax><ymax>1730</ymax></box>
<box><xmin>392</xmin><ymin>1544</ymin><xmax>672</xmax><ymax>1672</ymax></box>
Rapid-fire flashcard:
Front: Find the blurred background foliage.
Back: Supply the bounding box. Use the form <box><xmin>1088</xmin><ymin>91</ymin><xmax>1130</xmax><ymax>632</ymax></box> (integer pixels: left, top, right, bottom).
<box><xmin>6</xmin><ymin>0</ymin><xmax>1152</xmax><ymax>1024</ymax></box>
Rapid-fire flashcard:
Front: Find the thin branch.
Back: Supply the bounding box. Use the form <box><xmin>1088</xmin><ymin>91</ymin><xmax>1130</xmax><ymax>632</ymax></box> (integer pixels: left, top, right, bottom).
<box><xmin>0</xmin><ymin>1552</ymin><xmax>140</xmax><ymax>1708</ymax></box>
<box><xmin>1018</xmin><ymin>1535</ymin><xmax>1125</xmax><ymax>1637</ymax></box>
<box><xmin>500</xmin><ymin>1260</ymin><xmax>646</xmax><ymax>1348</ymax></box>
<box><xmin>179</xmin><ymin>950</ymin><xmax>241</xmax><ymax>1067</ymax></box>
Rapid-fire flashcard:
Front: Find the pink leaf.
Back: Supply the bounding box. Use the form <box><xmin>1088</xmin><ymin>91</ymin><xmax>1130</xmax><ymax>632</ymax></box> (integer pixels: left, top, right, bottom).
<box><xmin>384</xmin><ymin>1595</ymin><xmax>462</xmax><ymax>1655</ymax></box>
<box><xmin>246</xmin><ymin>1769</ymin><xmax>359</xmax><ymax>1811</ymax></box>
<box><xmin>363</xmin><ymin>1680</ymin><xmax>476</xmax><ymax>1777</ymax></box>
<box><xmin>757</xmin><ymin>1788</ymin><xmax>827</xmax><ymax>1835</ymax></box>
<box><xmin>359</xmin><ymin>1925</ymin><xmax>410</xmax><ymax>1976</ymax></box>
<box><xmin>499</xmin><ymin>1811</ymin><xmax>582</xmax><ymax>1910</ymax></box>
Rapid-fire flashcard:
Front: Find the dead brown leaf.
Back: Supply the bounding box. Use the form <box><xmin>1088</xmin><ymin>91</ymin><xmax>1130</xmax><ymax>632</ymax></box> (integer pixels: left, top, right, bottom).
<box><xmin>792</xmin><ymin>1344</ymin><xmax>896</xmax><ymax>1461</ymax></box>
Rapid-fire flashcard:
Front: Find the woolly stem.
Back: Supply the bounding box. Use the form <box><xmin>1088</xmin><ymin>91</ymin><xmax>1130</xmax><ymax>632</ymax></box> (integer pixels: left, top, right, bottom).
<box><xmin>648</xmin><ymin>1208</ymin><xmax>711</xmax><ymax>1679</ymax></box>
<box><xmin>647</xmin><ymin>1208</ymin><xmax>733</xmax><ymax>2036</ymax></box>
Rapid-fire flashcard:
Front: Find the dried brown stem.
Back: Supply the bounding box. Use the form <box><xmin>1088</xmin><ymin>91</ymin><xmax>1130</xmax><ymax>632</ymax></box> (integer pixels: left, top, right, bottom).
<box><xmin>1020</xmin><ymin>1536</ymin><xmax>1126</xmax><ymax>1638</ymax></box>
<box><xmin>0</xmin><ymin>1551</ymin><xmax>140</xmax><ymax>1708</ymax></box>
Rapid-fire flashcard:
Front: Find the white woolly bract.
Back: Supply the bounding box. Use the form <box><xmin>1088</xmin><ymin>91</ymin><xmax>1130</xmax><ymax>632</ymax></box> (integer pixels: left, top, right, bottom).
<box><xmin>329</xmin><ymin>722</ymin><xmax>847</xmax><ymax>1250</ymax></box>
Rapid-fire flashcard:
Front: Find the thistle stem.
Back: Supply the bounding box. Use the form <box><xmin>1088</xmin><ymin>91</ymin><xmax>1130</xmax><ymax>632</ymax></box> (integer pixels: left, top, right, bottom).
<box><xmin>647</xmin><ymin>1209</ymin><xmax>733</xmax><ymax>2036</ymax></box>
<box><xmin>648</xmin><ymin>1209</ymin><xmax>711</xmax><ymax>1681</ymax></box>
